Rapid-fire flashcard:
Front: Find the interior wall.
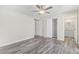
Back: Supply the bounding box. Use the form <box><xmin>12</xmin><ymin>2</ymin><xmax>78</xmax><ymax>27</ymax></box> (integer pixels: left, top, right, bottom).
<box><xmin>0</xmin><ymin>6</ymin><xmax>34</xmax><ymax>47</ymax></box>
<box><xmin>57</xmin><ymin>15</ymin><xmax>64</xmax><ymax>41</ymax></box>
<box><xmin>77</xmin><ymin>9</ymin><xmax>79</xmax><ymax>44</ymax></box>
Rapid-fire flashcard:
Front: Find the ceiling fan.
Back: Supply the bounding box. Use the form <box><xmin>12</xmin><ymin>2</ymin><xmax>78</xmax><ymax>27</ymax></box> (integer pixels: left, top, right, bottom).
<box><xmin>33</xmin><ymin>5</ymin><xmax>53</xmax><ymax>14</ymax></box>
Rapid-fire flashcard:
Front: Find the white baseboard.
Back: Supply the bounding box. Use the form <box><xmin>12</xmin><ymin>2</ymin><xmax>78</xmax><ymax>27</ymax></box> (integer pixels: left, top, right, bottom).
<box><xmin>0</xmin><ymin>36</ymin><xmax>34</xmax><ymax>47</ymax></box>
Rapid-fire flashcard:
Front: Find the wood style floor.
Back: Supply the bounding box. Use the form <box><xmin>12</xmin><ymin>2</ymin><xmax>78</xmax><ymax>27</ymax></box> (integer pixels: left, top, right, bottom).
<box><xmin>0</xmin><ymin>37</ymin><xmax>79</xmax><ymax>54</ymax></box>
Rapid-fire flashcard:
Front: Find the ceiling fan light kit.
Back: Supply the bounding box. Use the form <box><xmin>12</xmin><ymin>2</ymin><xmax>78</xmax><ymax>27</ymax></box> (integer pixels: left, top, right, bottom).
<box><xmin>33</xmin><ymin>5</ymin><xmax>53</xmax><ymax>14</ymax></box>
<box><xmin>39</xmin><ymin>10</ymin><xmax>45</xmax><ymax>14</ymax></box>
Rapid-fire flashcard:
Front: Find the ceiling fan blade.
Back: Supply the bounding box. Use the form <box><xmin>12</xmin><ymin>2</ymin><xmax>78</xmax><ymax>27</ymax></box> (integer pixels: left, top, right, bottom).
<box><xmin>36</xmin><ymin>5</ymin><xmax>44</xmax><ymax>10</ymax></box>
<box><xmin>45</xmin><ymin>6</ymin><xmax>53</xmax><ymax>10</ymax></box>
<box><xmin>40</xmin><ymin>5</ymin><xmax>44</xmax><ymax>9</ymax></box>
<box><xmin>36</xmin><ymin>5</ymin><xmax>40</xmax><ymax>9</ymax></box>
<box><xmin>45</xmin><ymin>12</ymin><xmax>50</xmax><ymax>14</ymax></box>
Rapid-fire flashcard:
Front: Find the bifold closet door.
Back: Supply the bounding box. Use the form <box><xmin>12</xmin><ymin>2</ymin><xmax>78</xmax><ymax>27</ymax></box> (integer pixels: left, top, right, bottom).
<box><xmin>34</xmin><ymin>19</ymin><xmax>39</xmax><ymax>36</ymax></box>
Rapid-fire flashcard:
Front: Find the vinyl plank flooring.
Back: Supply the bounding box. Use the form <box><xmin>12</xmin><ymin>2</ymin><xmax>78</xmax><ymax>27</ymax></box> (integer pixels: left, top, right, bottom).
<box><xmin>0</xmin><ymin>37</ymin><xmax>79</xmax><ymax>54</ymax></box>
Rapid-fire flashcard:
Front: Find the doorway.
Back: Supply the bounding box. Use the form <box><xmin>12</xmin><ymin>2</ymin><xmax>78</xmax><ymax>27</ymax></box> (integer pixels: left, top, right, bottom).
<box><xmin>63</xmin><ymin>10</ymin><xmax>78</xmax><ymax>47</ymax></box>
<box><xmin>52</xmin><ymin>18</ymin><xmax>57</xmax><ymax>39</ymax></box>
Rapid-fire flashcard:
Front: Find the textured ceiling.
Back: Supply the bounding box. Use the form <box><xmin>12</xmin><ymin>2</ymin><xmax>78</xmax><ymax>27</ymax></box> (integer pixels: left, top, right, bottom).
<box><xmin>0</xmin><ymin>5</ymin><xmax>78</xmax><ymax>19</ymax></box>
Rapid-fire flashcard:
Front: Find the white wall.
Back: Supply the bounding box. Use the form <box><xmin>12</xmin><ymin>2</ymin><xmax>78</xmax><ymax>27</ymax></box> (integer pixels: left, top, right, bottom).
<box><xmin>77</xmin><ymin>9</ymin><xmax>79</xmax><ymax>44</ymax></box>
<box><xmin>57</xmin><ymin>15</ymin><xmax>64</xmax><ymax>41</ymax></box>
<box><xmin>0</xmin><ymin>6</ymin><xmax>34</xmax><ymax>47</ymax></box>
